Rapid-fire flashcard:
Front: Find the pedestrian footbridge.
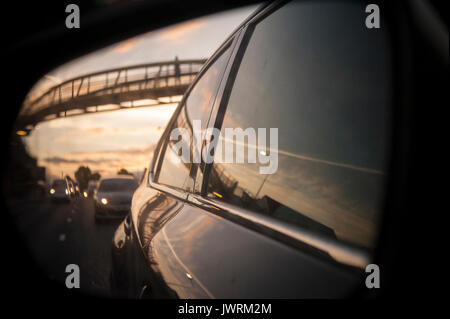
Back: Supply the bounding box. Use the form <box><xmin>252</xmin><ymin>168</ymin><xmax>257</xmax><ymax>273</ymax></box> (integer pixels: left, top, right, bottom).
<box><xmin>18</xmin><ymin>58</ymin><xmax>206</xmax><ymax>130</ymax></box>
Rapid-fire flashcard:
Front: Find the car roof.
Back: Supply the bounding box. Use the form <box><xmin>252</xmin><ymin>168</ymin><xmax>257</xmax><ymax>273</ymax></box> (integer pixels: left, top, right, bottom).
<box><xmin>100</xmin><ymin>174</ymin><xmax>135</xmax><ymax>181</ymax></box>
<box><xmin>200</xmin><ymin>2</ymin><xmax>269</xmax><ymax>60</ymax></box>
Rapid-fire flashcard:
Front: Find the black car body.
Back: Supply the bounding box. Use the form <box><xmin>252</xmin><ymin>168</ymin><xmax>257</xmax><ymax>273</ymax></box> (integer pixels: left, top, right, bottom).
<box><xmin>110</xmin><ymin>0</ymin><xmax>446</xmax><ymax>298</ymax></box>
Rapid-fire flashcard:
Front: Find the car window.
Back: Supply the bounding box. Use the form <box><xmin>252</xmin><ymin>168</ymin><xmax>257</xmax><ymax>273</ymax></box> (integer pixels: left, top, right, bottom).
<box><xmin>52</xmin><ymin>180</ymin><xmax>66</xmax><ymax>190</ymax></box>
<box><xmin>205</xmin><ymin>1</ymin><xmax>392</xmax><ymax>250</ymax></box>
<box><xmin>52</xmin><ymin>180</ymin><xmax>65</xmax><ymax>187</ymax></box>
<box><xmin>98</xmin><ymin>179</ymin><xmax>138</xmax><ymax>192</ymax></box>
<box><xmin>157</xmin><ymin>44</ymin><xmax>233</xmax><ymax>191</ymax></box>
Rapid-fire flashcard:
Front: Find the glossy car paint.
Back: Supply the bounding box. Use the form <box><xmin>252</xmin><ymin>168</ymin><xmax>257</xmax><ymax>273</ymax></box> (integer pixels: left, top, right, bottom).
<box><xmin>112</xmin><ymin>167</ymin><xmax>364</xmax><ymax>298</ymax></box>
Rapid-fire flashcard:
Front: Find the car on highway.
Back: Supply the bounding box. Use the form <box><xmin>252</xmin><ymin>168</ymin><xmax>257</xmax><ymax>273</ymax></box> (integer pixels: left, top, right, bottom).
<box><xmin>49</xmin><ymin>179</ymin><xmax>70</xmax><ymax>203</ymax></box>
<box><xmin>87</xmin><ymin>180</ymin><xmax>99</xmax><ymax>198</ymax></box>
<box><xmin>66</xmin><ymin>179</ymin><xmax>76</xmax><ymax>200</ymax></box>
<box><xmin>94</xmin><ymin>175</ymin><xmax>138</xmax><ymax>222</ymax></box>
<box><xmin>73</xmin><ymin>182</ymin><xmax>81</xmax><ymax>198</ymax></box>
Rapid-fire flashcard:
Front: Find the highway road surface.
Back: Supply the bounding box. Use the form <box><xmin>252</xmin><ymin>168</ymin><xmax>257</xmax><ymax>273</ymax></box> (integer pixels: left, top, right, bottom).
<box><xmin>9</xmin><ymin>195</ymin><xmax>121</xmax><ymax>297</ymax></box>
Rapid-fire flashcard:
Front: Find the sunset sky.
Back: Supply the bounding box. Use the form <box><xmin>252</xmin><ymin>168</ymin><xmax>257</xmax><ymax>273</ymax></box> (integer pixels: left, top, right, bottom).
<box><xmin>22</xmin><ymin>5</ymin><xmax>258</xmax><ymax>181</ymax></box>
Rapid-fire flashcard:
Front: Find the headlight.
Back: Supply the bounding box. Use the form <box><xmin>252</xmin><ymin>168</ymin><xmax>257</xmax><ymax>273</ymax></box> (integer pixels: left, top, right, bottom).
<box><xmin>101</xmin><ymin>198</ymin><xmax>108</xmax><ymax>205</ymax></box>
<box><xmin>83</xmin><ymin>191</ymin><xmax>88</xmax><ymax>198</ymax></box>
<box><xmin>65</xmin><ymin>189</ymin><xmax>69</xmax><ymax>195</ymax></box>
<box><xmin>50</xmin><ymin>189</ymin><xmax>55</xmax><ymax>194</ymax></box>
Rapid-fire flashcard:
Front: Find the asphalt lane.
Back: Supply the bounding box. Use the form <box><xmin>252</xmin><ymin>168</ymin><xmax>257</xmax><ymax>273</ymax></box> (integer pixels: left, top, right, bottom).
<box><xmin>10</xmin><ymin>195</ymin><xmax>122</xmax><ymax>297</ymax></box>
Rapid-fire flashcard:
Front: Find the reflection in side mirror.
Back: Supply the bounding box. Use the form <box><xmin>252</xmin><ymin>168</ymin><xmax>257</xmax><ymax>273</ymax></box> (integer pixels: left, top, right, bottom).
<box><xmin>6</xmin><ymin>4</ymin><xmax>259</xmax><ymax>298</ymax></box>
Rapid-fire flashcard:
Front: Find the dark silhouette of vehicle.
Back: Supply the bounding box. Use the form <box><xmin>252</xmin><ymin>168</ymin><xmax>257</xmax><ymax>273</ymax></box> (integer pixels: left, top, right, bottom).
<box><xmin>49</xmin><ymin>179</ymin><xmax>70</xmax><ymax>203</ymax></box>
<box><xmin>72</xmin><ymin>181</ymin><xmax>81</xmax><ymax>198</ymax></box>
<box><xmin>87</xmin><ymin>180</ymin><xmax>99</xmax><ymax>198</ymax></box>
<box><xmin>66</xmin><ymin>179</ymin><xmax>76</xmax><ymax>200</ymax></box>
<box><xmin>94</xmin><ymin>175</ymin><xmax>138</xmax><ymax>222</ymax></box>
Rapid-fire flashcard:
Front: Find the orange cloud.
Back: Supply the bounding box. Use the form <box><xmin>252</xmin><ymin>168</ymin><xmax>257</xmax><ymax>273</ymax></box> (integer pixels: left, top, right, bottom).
<box><xmin>113</xmin><ymin>36</ymin><xmax>146</xmax><ymax>53</ymax></box>
<box><xmin>42</xmin><ymin>145</ymin><xmax>156</xmax><ymax>180</ymax></box>
<box><xmin>156</xmin><ymin>19</ymin><xmax>206</xmax><ymax>42</ymax></box>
